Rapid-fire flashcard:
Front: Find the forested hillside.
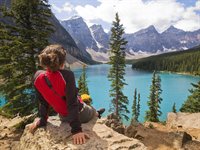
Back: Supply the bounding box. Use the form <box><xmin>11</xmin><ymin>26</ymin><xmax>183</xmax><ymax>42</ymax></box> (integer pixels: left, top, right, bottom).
<box><xmin>131</xmin><ymin>46</ymin><xmax>200</xmax><ymax>75</ymax></box>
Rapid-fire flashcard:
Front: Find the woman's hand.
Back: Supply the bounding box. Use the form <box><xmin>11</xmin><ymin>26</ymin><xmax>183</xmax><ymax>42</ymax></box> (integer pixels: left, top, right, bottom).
<box><xmin>72</xmin><ymin>132</ymin><xmax>90</xmax><ymax>145</ymax></box>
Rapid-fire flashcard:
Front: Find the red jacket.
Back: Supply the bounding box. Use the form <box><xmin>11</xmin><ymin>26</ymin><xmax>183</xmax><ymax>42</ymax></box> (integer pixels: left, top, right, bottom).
<box><xmin>33</xmin><ymin>69</ymin><xmax>83</xmax><ymax>134</ymax></box>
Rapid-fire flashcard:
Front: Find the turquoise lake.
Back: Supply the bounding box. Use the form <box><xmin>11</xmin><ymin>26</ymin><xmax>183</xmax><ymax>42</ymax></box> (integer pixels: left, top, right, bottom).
<box><xmin>73</xmin><ymin>64</ymin><xmax>200</xmax><ymax>124</ymax></box>
<box><xmin>1</xmin><ymin>64</ymin><xmax>200</xmax><ymax>124</ymax></box>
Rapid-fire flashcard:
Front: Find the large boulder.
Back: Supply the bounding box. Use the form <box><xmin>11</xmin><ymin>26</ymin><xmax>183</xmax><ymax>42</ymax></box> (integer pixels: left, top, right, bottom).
<box><xmin>167</xmin><ymin>112</ymin><xmax>200</xmax><ymax>129</ymax></box>
<box><xmin>20</xmin><ymin>116</ymin><xmax>147</xmax><ymax>150</ymax></box>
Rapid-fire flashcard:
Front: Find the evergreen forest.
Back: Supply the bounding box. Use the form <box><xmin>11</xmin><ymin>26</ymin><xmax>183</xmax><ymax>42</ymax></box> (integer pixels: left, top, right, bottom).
<box><xmin>130</xmin><ymin>46</ymin><xmax>200</xmax><ymax>75</ymax></box>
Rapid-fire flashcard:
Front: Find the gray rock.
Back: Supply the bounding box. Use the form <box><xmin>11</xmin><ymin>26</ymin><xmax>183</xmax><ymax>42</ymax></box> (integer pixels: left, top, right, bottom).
<box><xmin>183</xmin><ymin>140</ymin><xmax>200</xmax><ymax>150</ymax></box>
<box><xmin>20</xmin><ymin>116</ymin><xmax>147</xmax><ymax>150</ymax></box>
<box><xmin>173</xmin><ymin>131</ymin><xmax>192</xmax><ymax>149</ymax></box>
<box><xmin>0</xmin><ymin>133</ymin><xmax>7</xmax><ymax>140</ymax></box>
<box><xmin>125</xmin><ymin>125</ymin><xmax>137</xmax><ymax>138</ymax></box>
<box><xmin>167</xmin><ymin>112</ymin><xmax>200</xmax><ymax>129</ymax></box>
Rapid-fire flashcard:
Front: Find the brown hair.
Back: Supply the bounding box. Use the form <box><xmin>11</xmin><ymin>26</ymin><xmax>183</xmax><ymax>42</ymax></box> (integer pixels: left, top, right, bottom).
<box><xmin>39</xmin><ymin>44</ymin><xmax>66</xmax><ymax>72</ymax></box>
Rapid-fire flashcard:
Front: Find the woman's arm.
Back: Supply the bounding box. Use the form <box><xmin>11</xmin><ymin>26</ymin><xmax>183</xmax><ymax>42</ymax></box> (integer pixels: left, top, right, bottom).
<box><xmin>36</xmin><ymin>89</ymin><xmax>49</xmax><ymax>127</ymax></box>
<box><xmin>29</xmin><ymin>71</ymin><xmax>49</xmax><ymax>133</ymax></box>
<box><xmin>64</xmin><ymin>70</ymin><xmax>82</xmax><ymax>134</ymax></box>
<box><xmin>63</xmin><ymin>70</ymin><xmax>91</xmax><ymax>144</ymax></box>
<box><xmin>29</xmin><ymin>89</ymin><xmax>49</xmax><ymax>133</ymax></box>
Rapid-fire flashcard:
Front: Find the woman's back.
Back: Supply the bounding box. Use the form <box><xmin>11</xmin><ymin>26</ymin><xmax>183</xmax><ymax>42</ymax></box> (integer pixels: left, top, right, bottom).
<box><xmin>34</xmin><ymin>70</ymin><xmax>67</xmax><ymax>116</ymax></box>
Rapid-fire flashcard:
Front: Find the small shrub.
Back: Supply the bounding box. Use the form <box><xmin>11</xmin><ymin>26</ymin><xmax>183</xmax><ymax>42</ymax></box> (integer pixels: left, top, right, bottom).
<box><xmin>148</xmin><ymin>123</ymin><xmax>154</xmax><ymax>129</ymax></box>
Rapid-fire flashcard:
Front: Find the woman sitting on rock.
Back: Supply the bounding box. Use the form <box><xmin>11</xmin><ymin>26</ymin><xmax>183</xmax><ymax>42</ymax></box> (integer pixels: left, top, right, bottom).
<box><xmin>29</xmin><ymin>44</ymin><xmax>105</xmax><ymax>145</ymax></box>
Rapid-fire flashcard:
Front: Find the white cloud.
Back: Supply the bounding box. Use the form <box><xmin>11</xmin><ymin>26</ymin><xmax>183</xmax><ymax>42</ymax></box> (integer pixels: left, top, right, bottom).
<box><xmin>50</xmin><ymin>2</ymin><xmax>79</xmax><ymax>20</ymax></box>
<box><xmin>174</xmin><ymin>0</ymin><xmax>200</xmax><ymax>31</ymax></box>
<box><xmin>51</xmin><ymin>4</ymin><xmax>63</xmax><ymax>13</ymax></box>
<box><xmin>50</xmin><ymin>0</ymin><xmax>200</xmax><ymax>33</ymax></box>
<box><xmin>75</xmin><ymin>2</ymin><xmax>116</xmax><ymax>27</ymax></box>
<box><xmin>75</xmin><ymin>0</ymin><xmax>200</xmax><ymax>33</ymax></box>
<box><xmin>62</xmin><ymin>2</ymin><xmax>74</xmax><ymax>12</ymax></box>
<box><xmin>51</xmin><ymin>2</ymin><xmax>75</xmax><ymax>14</ymax></box>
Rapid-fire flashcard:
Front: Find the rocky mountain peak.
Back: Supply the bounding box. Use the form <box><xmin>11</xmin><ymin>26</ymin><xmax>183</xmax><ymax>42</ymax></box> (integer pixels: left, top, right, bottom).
<box><xmin>90</xmin><ymin>24</ymin><xmax>104</xmax><ymax>32</ymax></box>
<box><xmin>163</xmin><ymin>25</ymin><xmax>185</xmax><ymax>34</ymax></box>
<box><xmin>90</xmin><ymin>24</ymin><xmax>109</xmax><ymax>51</ymax></box>
<box><xmin>61</xmin><ymin>16</ymin><xmax>86</xmax><ymax>30</ymax></box>
<box><xmin>70</xmin><ymin>15</ymin><xmax>83</xmax><ymax>20</ymax></box>
<box><xmin>61</xmin><ymin>16</ymin><xmax>99</xmax><ymax>52</ymax></box>
<box><xmin>145</xmin><ymin>25</ymin><xmax>158</xmax><ymax>33</ymax></box>
<box><xmin>134</xmin><ymin>25</ymin><xmax>159</xmax><ymax>36</ymax></box>
<box><xmin>147</xmin><ymin>25</ymin><xmax>157</xmax><ymax>31</ymax></box>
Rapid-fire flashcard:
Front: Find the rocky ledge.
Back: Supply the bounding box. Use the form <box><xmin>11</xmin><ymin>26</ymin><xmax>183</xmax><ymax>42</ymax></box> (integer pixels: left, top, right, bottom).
<box><xmin>167</xmin><ymin>112</ymin><xmax>200</xmax><ymax>129</ymax></box>
<box><xmin>1</xmin><ymin>112</ymin><xmax>200</xmax><ymax>150</ymax></box>
<box><xmin>20</xmin><ymin>116</ymin><xmax>146</xmax><ymax>150</ymax></box>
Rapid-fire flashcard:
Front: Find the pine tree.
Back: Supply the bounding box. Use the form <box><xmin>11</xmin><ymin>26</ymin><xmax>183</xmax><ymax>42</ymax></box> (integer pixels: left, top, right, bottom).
<box><xmin>0</xmin><ymin>0</ymin><xmax>53</xmax><ymax>117</ymax></box>
<box><xmin>180</xmin><ymin>81</ymin><xmax>200</xmax><ymax>112</ymax></box>
<box><xmin>155</xmin><ymin>74</ymin><xmax>163</xmax><ymax>117</ymax></box>
<box><xmin>172</xmin><ymin>102</ymin><xmax>177</xmax><ymax>113</ymax></box>
<box><xmin>137</xmin><ymin>93</ymin><xmax>141</xmax><ymax>121</ymax></box>
<box><xmin>145</xmin><ymin>71</ymin><xmax>163</xmax><ymax>122</ymax></box>
<box><xmin>108</xmin><ymin>13</ymin><xmax>129</xmax><ymax>121</ymax></box>
<box><xmin>78</xmin><ymin>65</ymin><xmax>89</xmax><ymax>95</ymax></box>
<box><xmin>132</xmin><ymin>88</ymin><xmax>137</xmax><ymax>121</ymax></box>
<box><xmin>132</xmin><ymin>89</ymin><xmax>141</xmax><ymax>122</ymax></box>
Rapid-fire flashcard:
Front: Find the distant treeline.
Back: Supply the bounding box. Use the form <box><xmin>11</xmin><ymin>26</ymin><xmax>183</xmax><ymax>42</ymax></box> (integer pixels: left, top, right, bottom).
<box><xmin>131</xmin><ymin>46</ymin><xmax>200</xmax><ymax>75</ymax></box>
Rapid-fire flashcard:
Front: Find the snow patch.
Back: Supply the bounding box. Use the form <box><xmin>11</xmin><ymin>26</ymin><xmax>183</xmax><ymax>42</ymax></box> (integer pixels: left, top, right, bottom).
<box><xmin>182</xmin><ymin>47</ymin><xmax>188</xmax><ymax>50</ymax></box>
<box><xmin>127</xmin><ymin>49</ymin><xmax>152</xmax><ymax>59</ymax></box>
<box><xmin>180</xmin><ymin>40</ymin><xmax>187</xmax><ymax>44</ymax></box>
<box><xmin>162</xmin><ymin>46</ymin><xmax>177</xmax><ymax>53</ymax></box>
<box><xmin>87</xmin><ymin>48</ymin><xmax>161</xmax><ymax>62</ymax></box>
<box><xmin>70</xmin><ymin>15</ymin><xmax>82</xmax><ymax>20</ymax></box>
<box><xmin>89</xmin><ymin>28</ymin><xmax>104</xmax><ymax>49</ymax></box>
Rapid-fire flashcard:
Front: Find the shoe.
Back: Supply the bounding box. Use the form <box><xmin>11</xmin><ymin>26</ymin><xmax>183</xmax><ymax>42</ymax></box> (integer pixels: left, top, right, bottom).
<box><xmin>97</xmin><ymin>108</ymin><xmax>105</xmax><ymax>119</ymax></box>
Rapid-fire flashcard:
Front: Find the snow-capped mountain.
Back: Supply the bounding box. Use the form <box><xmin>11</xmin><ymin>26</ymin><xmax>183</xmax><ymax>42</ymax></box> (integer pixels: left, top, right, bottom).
<box><xmin>125</xmin><ymin>25</ymin><xmax>163</xmax><ymax>53</ymax></box>
<box><xmin>60</xmin><ymin>16</ymin><xmax>200</xmax><ymax>62</ymax></box>
<box><xmin>61</xmin><ymin>16</ymin><xmax>199</xmax><ymax>57</ymax></box>
<box><xmin>161</xmin><ymin>25</ymin><xmax>200</xmax><ymax>51</ymax></box>
<box><xmin>125</xmin><ymin>25</ymin><xmax>200</xmax><ymax>53</ymax></box>
<box><xmin>60</xmin><ymin>16</ymin><xmax>99</xmax><ymax>52</ymax></box>
<box><xmin>90</xmin><ymin>24</ymin><xmax>109</xmax><ymax>52</ymax></box>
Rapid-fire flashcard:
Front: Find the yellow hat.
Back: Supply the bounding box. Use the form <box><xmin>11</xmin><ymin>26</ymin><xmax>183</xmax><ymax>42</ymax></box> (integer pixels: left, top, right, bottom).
<box><xmin>81</xmin><ymin>94</ymin><xmax>91</xmax><ymax>101</ymax></box>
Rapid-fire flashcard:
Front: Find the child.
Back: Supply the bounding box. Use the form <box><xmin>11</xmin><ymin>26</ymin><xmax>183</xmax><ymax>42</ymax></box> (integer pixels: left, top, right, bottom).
<box><xmin>29</xmin><ymin>44</ymin><xmax>105</xmax><ymax>145</ymax></box>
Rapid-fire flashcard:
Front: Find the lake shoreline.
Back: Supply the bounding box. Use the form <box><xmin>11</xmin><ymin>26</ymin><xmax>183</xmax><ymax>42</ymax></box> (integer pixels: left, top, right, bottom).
<box><xmin>159</xmin><ymin>70</ymin><xmax>200</xmax><ymax>77</ymax></box>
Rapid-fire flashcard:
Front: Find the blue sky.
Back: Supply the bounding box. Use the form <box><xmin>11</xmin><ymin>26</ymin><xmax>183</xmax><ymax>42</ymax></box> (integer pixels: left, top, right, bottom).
<box><xmin>49</xmin><ymin>0</ymin><xmax>200</xmax><ymax>33</ymax></box>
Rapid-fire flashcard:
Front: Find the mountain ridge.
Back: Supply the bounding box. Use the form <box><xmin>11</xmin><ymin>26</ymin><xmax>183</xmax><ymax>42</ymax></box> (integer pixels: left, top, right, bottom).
<box><xmin>61</xmin><ymin>16</ymin><xmax>200</xmax><ymax>56</ymax></box>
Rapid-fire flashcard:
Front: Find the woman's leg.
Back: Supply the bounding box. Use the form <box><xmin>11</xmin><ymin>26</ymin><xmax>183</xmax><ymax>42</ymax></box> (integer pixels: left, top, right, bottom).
<box><xmin>59</xmin><ymin>103</ymin><xmax>105</xmax><ymax>123</ymax></box>
<box><xmin>79</xmin><ymin>103</ymin><xmax>97</xmax><ymax>123</ymax></box>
